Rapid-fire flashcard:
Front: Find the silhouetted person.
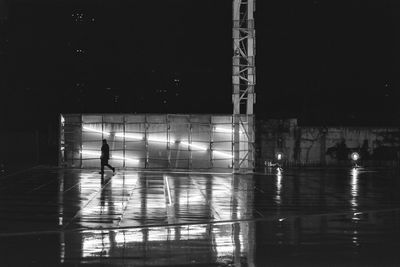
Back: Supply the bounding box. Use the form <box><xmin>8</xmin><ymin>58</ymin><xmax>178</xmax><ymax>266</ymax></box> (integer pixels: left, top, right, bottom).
<box><xmin>100</xmin><ymin>139</ymin><xmax>115</xmax><ymax>175</ymax></box>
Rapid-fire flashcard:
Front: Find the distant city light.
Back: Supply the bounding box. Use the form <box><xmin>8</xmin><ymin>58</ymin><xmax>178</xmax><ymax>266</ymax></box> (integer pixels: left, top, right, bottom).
<box><xmin>276</xmin><ymin>152</ymin><xmax>283</xmax><ymax>161</ymax></box>
<box><xmin>351</xmin><ymin>152</ymin><xmax>360</xmax><ymax>161</ymax></box>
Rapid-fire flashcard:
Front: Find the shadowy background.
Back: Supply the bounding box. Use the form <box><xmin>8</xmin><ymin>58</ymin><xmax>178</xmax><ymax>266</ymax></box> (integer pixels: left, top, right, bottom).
<box><xmin>1</xmin><ymin>0</ymin><xmax>399</xmax><ymax>166</ymax></box>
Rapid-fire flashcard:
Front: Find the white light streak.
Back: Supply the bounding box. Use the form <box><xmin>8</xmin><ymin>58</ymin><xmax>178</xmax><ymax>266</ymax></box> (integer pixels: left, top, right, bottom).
<box><xmin>164</xmin><ymin>175</ymin><xmax>172</xmax><ymax>206</ymax></box>
<box><xmin>115</xmin><ymin>132</ymin><xmax>143</xmax><ymax>140</ymax></box>
<box><xmin>215</xmin><ymin>127</ymin><xmax>234</xmax><ymax>133</ymax></box>
<box><xmin>82</xmin><ymin>126</ymin><xmax>110</xmax><ymax>136</ymax></box>
<box><xmin>214</xmin><ymin>126</ymin><xmax>243</xmax><ymax>134</ymax></box>
<box><xmin>148</xmin><ymin>137</ymin><xmax>175</xmax><ymax>144</ymax></box>
<box><xmin>80</xmin><ymin>150</ymin><xmax>101</xmax><ymax>157</ymax></box>
<box><xmin>114</xmin><ymin>231</ymin><xmax>143</xmax><ymax>245</ymax></box>
<box><xmin>111</xmin><ymin>155</ymin><xmax>140</xmax><ymax>164</ymax></box>
<box><xmin>213</xmin><ymin>150</ymin><xmax>233</xmax><ymax>158</ymax></box>
<box><xmin>180</xmin><ymin>141</ymin><xmax>208</xmax><ymax>151</ymax></box>
<box><xmin>80</xmin><ymin>150</ymin><xmax>139</xmax><ymax>164</ymax></box>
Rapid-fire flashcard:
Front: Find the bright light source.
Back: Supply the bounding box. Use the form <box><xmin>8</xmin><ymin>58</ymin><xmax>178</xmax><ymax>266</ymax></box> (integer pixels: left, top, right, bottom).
<box><xmin>351</xmin><ymin>152</ymin><xmax>360</xmax><ymax>161</ymax></box>
<box><xmin>180</xmin><ymin>141</ymin><xmax>208</xmax><ymax>151</ymax></box>
<box><xmin>213</xmin><ymin>151</ymin><xmax>233</xmax><ymax>158</ymax></box>
<box><xmin>214</xmin><ymin>126</ymin><xmax>243</xmax><ymax>134</ymax></box>
<box><xmin>214</xmin><ymin>127</ymin><xmax>233</xmax><ymax>133</ymax></box>
<box><xmin>164</xmin><ymin>175</ymin><xmax>172</xmax><ymax>206</ymax></box>
<box><xmin>115</xmin><ymin>132</ymin><xmax>143</xmax><ymax>140</ymax></box>
<box><xmin>82</xmin><ymin>126</ymin><xmax>110</xmax><ymax>136</ymax></box>
<box><xmin>148</xmin><ymin>137</ymin><xmax>175</xmax><ymax>144</ymax></box>
<box><xmin>111</xmin><ymin>155</ymin><xmax>139</xmax><ymax>164</ymax></box>
<box><xmin>276</xmin><ymin>152</ymin><xmax>283</xmax><ymax>161</ymax></box>
<box><xmin>80</xmin><ymin>150</ymin><xmax>101</xmax><ymax>157</ymax></box>
<box><xmin>80</xmin><ymin>150</ymin><xmax>139</xmax><ymax>163</ymax></box>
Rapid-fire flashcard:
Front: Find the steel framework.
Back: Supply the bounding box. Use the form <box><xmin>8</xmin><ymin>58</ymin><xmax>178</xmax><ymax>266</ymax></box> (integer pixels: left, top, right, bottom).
<box><xmin>60</xmin><ymin>114</ymin><xmax>248</xmax><ymax>170</ymax></box>
<box><xmin>232</xmin><ymin>0</ymin><xmax>256</xmax><ymax>172</ymax></box>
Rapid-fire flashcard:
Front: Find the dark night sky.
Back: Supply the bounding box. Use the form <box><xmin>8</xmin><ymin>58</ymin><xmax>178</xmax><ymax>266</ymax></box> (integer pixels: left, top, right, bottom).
<box><xmin>1</xmin><ymin>0</ymin><xmax>400</xmax><ymax>129</ymax></box>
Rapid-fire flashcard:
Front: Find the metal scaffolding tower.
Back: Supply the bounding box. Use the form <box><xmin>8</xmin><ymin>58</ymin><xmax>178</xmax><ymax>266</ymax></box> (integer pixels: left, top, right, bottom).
<box><xmin>232</xmin><ymin>0</ymin><xmax>256</xmax><ymax>172</ymax></box>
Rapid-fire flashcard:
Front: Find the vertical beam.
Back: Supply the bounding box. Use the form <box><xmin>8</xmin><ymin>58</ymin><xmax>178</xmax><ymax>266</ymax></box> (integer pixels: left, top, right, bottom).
<box><xmin>58</xmin><ymin>114</ymin><xmax>62</xmax><ymax>167</ymax></box>
<box><xmin>233</xmin><ymin>0</ymin><xmax>241</xmax><ymax>172</ymax></box>
<box><xmin>80</xmin><ymin>114</ymin><xmax>83</xmax><ymax>168</ymax></box>
<box><xmin>167</xmin><ymin>115</ymin><xmax>171</xmax><ymax>168</ymax></box>
<box><xmin>233</xmin><ymin>115</ymin><xmax>240</xmax><ymax>171</ymax></box>
<box><xmin>210</xmin><ymin>115</ymin><xmax>213</xmax><ymax>169</ymax></box>
<box><xmin>145</xmin><ymin>114</ymin><xmax>148</xmax><ymax>169</ymax></box>
<box><xmin>232</xmin><ymin>0</ymin><xmax>256</xmax><ymax>172</ymax></box>
<box><xmin>189</xmin><ymin>117</ymin><xmax>192</xmax><ymax>169</ymax></box>
<box><xmin>123</xmin><ymin>115</ymin><xmax>126</xmax><ymax>168</ymax></box>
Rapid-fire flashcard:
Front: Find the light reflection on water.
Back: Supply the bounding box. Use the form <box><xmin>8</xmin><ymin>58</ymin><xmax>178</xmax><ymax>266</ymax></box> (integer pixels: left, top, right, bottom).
<box><xmin>350</xmin><ymin>168</ymin><xmax>360</xmax><ymax>248</ymax></box>
<box><xmin>350</xmin><ymin>168</ymin><xmax>359</xmax><ymax>212</ymax></box>
<box><xmin>58</xmin><ymin>168</ymin><xmax>400</xmax><ymax>265</ymax></box>
<box><xmin>78</xmin><ymin>223</ymin><xmax>249</xmax><ymax>264</ymax></box>
<box><xmin>71</xmin><ymin>172</ymin><xmax>255</xmax><ymax>265</ymax></box>
<box><xmin>275</xmin><ymin>168</ymin><xmax>283</xmax><ymax>205</ymax></box>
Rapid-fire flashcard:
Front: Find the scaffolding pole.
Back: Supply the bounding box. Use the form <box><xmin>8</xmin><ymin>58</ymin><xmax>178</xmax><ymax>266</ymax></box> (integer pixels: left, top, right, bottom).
<box><xmin>233</xmin><ymin>0</ymin><xmax>256</xmax><ymax>172</ymax></box>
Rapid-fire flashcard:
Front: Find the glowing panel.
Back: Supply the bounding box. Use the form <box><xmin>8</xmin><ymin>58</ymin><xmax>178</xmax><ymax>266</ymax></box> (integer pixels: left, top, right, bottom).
<box><xmin>80</xmin><ymin>150</ymin><xmax>139</xmax><ymax>164</ymax></box>
<box><xmin>215</xmin><ymin>127</ymin><xmax>233</xmax><ymax>133</ymax></box>
<box><xmin>82</xmin><ymin>126</ymin><xmax>110</xmax><ymax>136</ymax></box>
<box><xmin>213</xmin><ymin>151</ymin><xmax>233</xmax><ymax>158</ymax></box>
<box><xmin>214</xmin><ymin>126</ymin><xmax>243</xmax><ymax>134</ymax></box>
<box><xmin>148</xmin><ymin>137</ymin><xmax>175</xmax><ymax>144</ymax></box>
<box><xmin>112</xmin><ymin>155</ymin><xmax>140</xmax><ymax>164</ymax></box>
<box><xmin>115</xmin><ymin>132</ymin><xmax>143</xmax><ymax>140</ymax></box>
<box><xmin>80</xmin><ymin>150</ymin><xmax>101</xmax><ymax>157</ymax></box>
<box><xmin>180</xmin><ymin>141</ymin><xmax>208</xmax><ymax>151</ymax></box>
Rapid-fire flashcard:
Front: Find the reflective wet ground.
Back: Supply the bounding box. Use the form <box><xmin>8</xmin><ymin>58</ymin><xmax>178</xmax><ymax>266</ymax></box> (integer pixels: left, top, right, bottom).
<box><xmin>0</xmin><ymin>167</ymin><xmax>400</xmax><ymax>266</ymax></box>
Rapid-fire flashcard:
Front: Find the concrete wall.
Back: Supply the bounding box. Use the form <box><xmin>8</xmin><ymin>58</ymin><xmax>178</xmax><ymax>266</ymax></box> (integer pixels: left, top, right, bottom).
<box><xmin>257</xmin><ymin>119</ymin><xmax>400</xmax><ymax>166</ymax></box>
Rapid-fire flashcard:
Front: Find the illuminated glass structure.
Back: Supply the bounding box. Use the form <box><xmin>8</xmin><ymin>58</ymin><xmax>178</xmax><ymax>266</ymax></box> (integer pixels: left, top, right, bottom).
<box><xmin>60</xmin><ymin>114</ymin><xmax>252</xmax><ymax>170</ymax></box>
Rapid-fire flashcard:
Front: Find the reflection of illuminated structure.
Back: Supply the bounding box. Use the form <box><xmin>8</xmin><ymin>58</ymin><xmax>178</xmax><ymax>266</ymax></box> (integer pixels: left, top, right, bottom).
<box><xmin>350</xmin><ymin>168</ymin><xmax>358</xmax><ymax>211</ymax></box>
<box><xmin>275</xmin><ymin>168</ymin><xmax>283</xmax><ymax>205</ymax></box>
<box><xmin>76</xmin><ymin>222</ymin><xmax>253</xmax><ymax>264</ymax></box>
<box><xmin>350</xmin><ymin>167</ymin><xmax>360</xmax><ymax>247</ymax></box>
<box><xmin>61</xmin><ymin>172</ymin><xmax>255</xmax><ymax>265</ymax></box>
<box><xmin>60</xmin><ymin>114</ymin><xmax>251</xmax><ymax>170</ymax></box>
<box><xmin>351</xmin><ymin>152</ymin><xmax>360</xmax><ymax>168</ymax></box>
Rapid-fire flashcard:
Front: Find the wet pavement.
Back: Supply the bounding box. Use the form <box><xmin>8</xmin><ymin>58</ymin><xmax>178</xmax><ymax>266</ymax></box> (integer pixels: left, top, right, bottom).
<box><xmin>0</xmin><ymin>167</ymin><xmax>400</xmax><ymax>266</ymax></box>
